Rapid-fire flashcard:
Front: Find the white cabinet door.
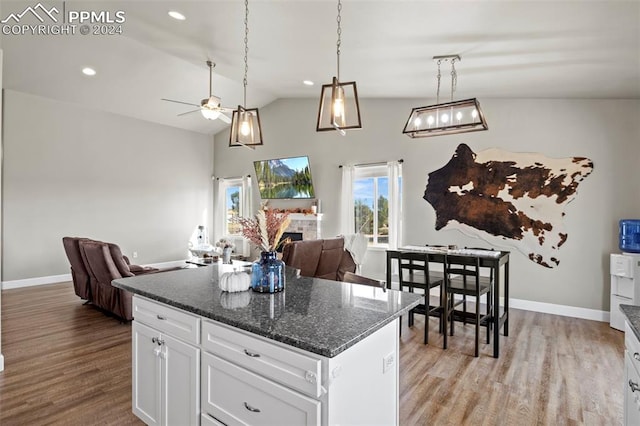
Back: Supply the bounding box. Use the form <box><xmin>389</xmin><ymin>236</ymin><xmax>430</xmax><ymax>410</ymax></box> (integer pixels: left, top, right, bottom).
<box><xmin>626</xmin><ymin>351</ymin><xmax>640</xmax><ymax>425</ymax></box>
<box><xmin>134</xmin><ymin>321</ymin><xmax>200</xmax><ymax>426</ymax></box>
<box><xmin>162</xmin><ymin>333</ymin><xmax>200</xmax><ymax>426</ymax></box>
<box><xmin>133</xmin><ymin>321</ymin><xmax>162</xmax><ymax>426</ymax></box>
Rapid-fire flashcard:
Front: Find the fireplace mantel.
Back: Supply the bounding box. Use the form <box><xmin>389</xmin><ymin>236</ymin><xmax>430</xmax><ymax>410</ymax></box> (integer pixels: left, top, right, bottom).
<box><xmin>287</xmin><ymin>213</ymin><xmax>323</xmax><ymax>221</ymax></box>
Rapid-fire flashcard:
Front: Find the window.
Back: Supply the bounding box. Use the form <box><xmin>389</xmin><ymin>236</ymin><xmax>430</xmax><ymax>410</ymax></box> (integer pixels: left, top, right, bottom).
<box><xmin>349</xmin><ymin>163</ymin><xmax>402</xmax><ymax>248</ymax></box>
<box><xmin>225</xmin><ymin>183</ymin><xmax>243</xmax><ymax>235</ymax></box>
<box><xmin>216</xmin><ymin>176</ymin><xmax>252</xmax><ymax>239</ymax></box>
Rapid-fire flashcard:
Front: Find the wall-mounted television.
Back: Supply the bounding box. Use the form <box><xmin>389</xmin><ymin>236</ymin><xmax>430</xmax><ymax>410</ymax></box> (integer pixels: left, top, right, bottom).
<box><xmin>253</xmin><ymin>156</ymin><xmax>315</xmax><ymax>199</ymax></box>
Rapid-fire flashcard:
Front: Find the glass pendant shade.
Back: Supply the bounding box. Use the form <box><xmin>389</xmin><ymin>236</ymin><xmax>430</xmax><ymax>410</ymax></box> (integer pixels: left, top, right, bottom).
<box><xmin>316</xmin><ymin>76</ymin><xmax>362</xmax><ymax>133</ymax></box>
<box><xmin>402</xmin><ymin>98</ymin><xmax>488</xmax><ymax>138</ymax></box>
<box><xmin>229</xmin><ymin>106</ymin><xmax>263</xmax><ymax>147</ymax></box>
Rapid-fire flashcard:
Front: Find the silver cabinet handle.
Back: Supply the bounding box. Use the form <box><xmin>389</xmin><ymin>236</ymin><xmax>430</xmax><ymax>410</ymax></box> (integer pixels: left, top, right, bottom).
<box><xmin>630</xmin><ymin>379</ymin><xmax>640</xmax><ymax>393</ymax></box>
<box><xmin>634</xmin><ymin>352</ymin><xmax>640</xmax><ymax>361</ymax></box>
<box><xmin>157</xmin><ymin>315</ymin><xmax>166</xmax><ymax>320</ymax></box>
<box><xmin>151</xmin><ymin>337</ymin><xmax>164</xmax><ymax>346</ymax></box>
<box><xmin>244</xmin><ymin>402</ymin><xmax>261</xmax><ymax>413</ymax></box>
<box><xmin>244</xmin><ymin>349</ymin><xmax>261</xmax><ymax>358</ymax></box>
<box><xmin>152</xmin><ymin>337</ymin><xmax>157</xmax><ymax>344</ymax></box>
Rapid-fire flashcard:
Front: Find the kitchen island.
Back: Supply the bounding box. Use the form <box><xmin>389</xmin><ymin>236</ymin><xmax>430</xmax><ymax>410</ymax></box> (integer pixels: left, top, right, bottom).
<box><xmin>113</xmin><ymin>264</ymin><xmax>421</xmax><ymax>426</ymax></box>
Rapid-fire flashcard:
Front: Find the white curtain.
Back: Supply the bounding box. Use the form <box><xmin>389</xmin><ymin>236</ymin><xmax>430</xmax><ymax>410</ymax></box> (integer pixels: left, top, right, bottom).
<box><xmin>241</xmin><ymin>175</ymin><xmax>253</xmax><ymax>219</ymax></box>
<box><xmin>387</xmin><ymin>161</ymin><xmax>403</xmax><ymax>250</ymax></box>
<box><xmin>213</xmin><ymin>178</ymin><xmax>226</xmax><ymax>243</ymax></box>
<box><xmin>340</xmin><ymin>165</ymin><xmax>355</xmax><ymax>236</ymax></box>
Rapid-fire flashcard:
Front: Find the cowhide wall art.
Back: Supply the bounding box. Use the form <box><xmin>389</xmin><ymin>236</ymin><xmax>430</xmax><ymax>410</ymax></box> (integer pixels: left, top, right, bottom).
<box><xmin>424</xmin><ymin>143</ymin><xmax>594</xmax><ymax>268</ymax></box>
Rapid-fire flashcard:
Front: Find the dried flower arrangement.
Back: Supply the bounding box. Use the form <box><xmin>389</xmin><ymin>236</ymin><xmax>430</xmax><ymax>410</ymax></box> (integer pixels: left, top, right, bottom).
<box><xmin>234</xmin><ymin>209</ymin><xmax>291</xmax><ymax>252</ymax></box>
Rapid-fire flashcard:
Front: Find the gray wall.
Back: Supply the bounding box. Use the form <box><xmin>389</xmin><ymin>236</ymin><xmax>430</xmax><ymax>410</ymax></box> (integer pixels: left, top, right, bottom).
<box><xmin>2</xmin><ymin>90</ymin><xmax>213</xmax><ymax>281</ymax></box>
<box><xmin>213</xmin><ymin>97</ymin><xmax>640</xmax><ymax>312</ymax></box>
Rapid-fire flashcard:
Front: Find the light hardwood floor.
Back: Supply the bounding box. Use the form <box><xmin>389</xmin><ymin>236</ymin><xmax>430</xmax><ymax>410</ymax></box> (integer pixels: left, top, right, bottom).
<box><xmin>0</xmin><ymin>282</ymin><xmax>625</xmax><ymax>425</ymax></box>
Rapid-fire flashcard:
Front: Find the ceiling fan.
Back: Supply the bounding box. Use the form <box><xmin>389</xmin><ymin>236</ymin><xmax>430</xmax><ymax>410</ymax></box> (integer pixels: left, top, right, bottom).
<box><xmin>162</xmin><ymin>60</ymin><xmax>233</xmax><ymax>124</ymax></box>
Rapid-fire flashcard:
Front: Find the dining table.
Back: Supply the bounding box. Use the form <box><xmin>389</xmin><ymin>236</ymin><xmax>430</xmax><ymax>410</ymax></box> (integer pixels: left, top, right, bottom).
<box><xmin>386</xmin><ymin>245</ymin><xmax>510</xmax><ymax>358</ymax></box>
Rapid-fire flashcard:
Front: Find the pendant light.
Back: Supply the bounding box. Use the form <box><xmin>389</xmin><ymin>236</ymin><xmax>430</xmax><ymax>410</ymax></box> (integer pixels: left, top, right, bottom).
<box><xmin>229</xmin><ymin>0</ymin><xmax>263</xmax><ymax>148</ymax></box>
<box><xmin>316</xmin><ymin>0</ymin><xmax>362</xmax><ymax>135</ymax></box>
<box><xmin>403</xmin><ymin>55</ymin><xmax>488</xmax><ymax>138</ymax></box>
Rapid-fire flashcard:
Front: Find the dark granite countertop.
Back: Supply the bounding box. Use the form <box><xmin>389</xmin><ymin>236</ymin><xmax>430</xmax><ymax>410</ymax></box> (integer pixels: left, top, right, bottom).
<box><xmin>621</xmin><ymin>305</ymin><xmax>640</xmax><ymax>341</ymax></box>
<box><xmin>113</xmin><ymin>264</ymin><xmax>422</xmax><ymax>358</ymax></box>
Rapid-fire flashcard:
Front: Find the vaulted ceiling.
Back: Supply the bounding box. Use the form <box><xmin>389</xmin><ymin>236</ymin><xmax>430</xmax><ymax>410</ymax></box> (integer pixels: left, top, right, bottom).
<box><xmin>2</xmin><ymin>0</ymin><xmax>639</xmax><ymax>135</ymax></box>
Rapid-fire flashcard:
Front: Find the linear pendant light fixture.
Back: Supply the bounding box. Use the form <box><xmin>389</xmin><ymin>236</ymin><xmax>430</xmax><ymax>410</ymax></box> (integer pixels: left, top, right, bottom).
<box><xmin>316</xmin><ymin>0</ymin><xmax>362</xmax><ymax>135</ymax></box>
<box><xmin>403</xmin><ymin>55</ymin><xmax>488</xmax><ymax>138</ymax></box>
<box><xmin>229</xmin><ymin>0</ymin><xmax>263</xmax><ymax>149</ymax></box>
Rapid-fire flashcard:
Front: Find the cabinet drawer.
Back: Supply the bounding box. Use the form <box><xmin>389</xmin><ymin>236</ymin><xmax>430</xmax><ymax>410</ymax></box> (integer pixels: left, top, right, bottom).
<box><xmin>133</xmin><ymin>296</ymin><xmax>200</xmax><ymax>345</ymax></box>
<box><xmin>202</xmin><ymin>352</ymin><xmax>321</xmax><ymax>426</ymax></box>
<box><xmin>202</xmin><ymin>320</ymin><xmax>322</xmax><ymax>398</ymax></box>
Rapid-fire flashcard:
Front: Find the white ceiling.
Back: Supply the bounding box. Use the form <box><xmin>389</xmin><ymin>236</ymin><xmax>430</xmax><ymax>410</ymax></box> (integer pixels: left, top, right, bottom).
<box><xmin>2</xmin><ymin>0</ymin><xmax>639</xmax><ymax>135</ymax></box>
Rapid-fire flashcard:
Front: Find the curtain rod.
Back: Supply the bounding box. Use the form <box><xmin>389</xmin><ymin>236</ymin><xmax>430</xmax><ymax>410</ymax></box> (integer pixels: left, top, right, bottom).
<box><xmin>339</xmin><ymin>159</ymin><xmax>403</xmax><ymax>168</ymax></box>
<box><xmin>213</xmin><ymin>175</ymin><xmax>251</xmax><ymax>181</ymax></box>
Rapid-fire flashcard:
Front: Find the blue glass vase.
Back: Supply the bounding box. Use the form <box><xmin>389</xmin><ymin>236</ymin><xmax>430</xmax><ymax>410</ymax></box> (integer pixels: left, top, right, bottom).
<box><xmin>251</xmin><ymin>251</ymin><xmax>285</xmax><ymax>293</ymax></box>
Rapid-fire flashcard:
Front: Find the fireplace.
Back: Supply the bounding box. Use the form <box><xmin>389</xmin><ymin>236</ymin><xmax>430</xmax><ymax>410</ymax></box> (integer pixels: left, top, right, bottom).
<box><xmin>277</xmin><ymin>232</ymin><xmax>303</xmax><ymax>252</ymax></box>
<box><xmin>283</xmin><ymin>213</ymin><xmax>322</xmax><ymax>241</ymax></box>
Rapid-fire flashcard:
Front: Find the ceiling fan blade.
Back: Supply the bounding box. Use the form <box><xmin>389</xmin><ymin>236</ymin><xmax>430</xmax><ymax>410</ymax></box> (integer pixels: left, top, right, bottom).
<box><xmin>162</xmin><ymin>98</ymin><xmax>200</xmax><ymax>108</ymax></box>
<box><xmin>177</xmin><ymin>108</ymin><xmax>202</xmax><ymax>117</ymax></box>
<box><xmin>218</xmin><ymin>113</ymin><xmax>232</xmax><ymax>124</ymax></box>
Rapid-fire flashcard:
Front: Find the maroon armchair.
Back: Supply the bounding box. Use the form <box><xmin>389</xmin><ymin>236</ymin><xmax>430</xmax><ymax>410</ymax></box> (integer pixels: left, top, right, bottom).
<box><xmin>282</xmin><ymin>237</ymin><xmax>356</xmax><ymax>281</ymax></box>
<box><xmin>62</xmin><ymin>237</ymin><xmax>184</xmax><ymax>320</ymax></box>
<box><xmin>79</xmin><ymin>240</ymin><xmax>133</xmax><ymax>320</ymax></box>
<box><xmin>62</xmin><ymin>237</ymin><xmax>92</xmax><ymax>300</ymax></box>
<box><xmin>106</xmin><ymin>243</ymin><xmax>160</xmax><ymax>276</ymax></box>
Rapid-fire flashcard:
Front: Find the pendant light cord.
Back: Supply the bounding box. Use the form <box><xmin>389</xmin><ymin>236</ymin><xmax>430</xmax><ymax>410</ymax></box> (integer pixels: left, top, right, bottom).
<box><xmin>336</xmin><ymin>0</ymin><xmax>342</xmax><ymax>81</ymax></box>
<box><xmin>436</xmin><ymin>58</ymin><xmax>458</xmax><ymax>104</ymax></box>
<box><xmin>436</xmin><ymin>59</ymin><xmax>442</xmax><ymax>105</ymax></box>
<box><xmin>450</xmin><ymin>58</ymin><xmax>457</xmax><ymax>102</ymax></box>
<box><xmin>243</xmin><ymin>0</ymin><xmax>249</xmax><ymax>108</ymax></box>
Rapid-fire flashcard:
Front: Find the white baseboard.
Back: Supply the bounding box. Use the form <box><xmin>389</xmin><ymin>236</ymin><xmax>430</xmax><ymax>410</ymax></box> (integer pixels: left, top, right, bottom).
<box><xmin>2</xmin><ymin>273</ymin><xmax>72</xmax><ymax>290</ymax></box>
<box><xmin>509</xmin><ymin>297</ymin><xmax>610</xmax><ymax>322</ymax></box>
<box><xmin>0</xmin><ymin>354</ymin><xmax>4</xmax><ymax>372</ymax></box>
<box><xmin>422</xmin><ymin>288</ymin><xmax>610</xmax><ymax>323</ymax></box>
<box><xmin>1</xmin><ymin>260</ymin><xmax>188</xmax><ymax>290</ymax></box>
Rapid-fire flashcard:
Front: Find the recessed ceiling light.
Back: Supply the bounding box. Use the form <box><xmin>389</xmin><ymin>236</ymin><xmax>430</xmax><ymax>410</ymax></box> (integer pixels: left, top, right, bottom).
<box><xmin>168</xmin><ymin>11</ymin><xmax>186</xmax><ymax>21</ymax></box>
<box><xmin>303</xmin><ymin>80</ymin><xmax>314</xmax><ymax>86</ymax></box>
<box><xmin>82</xmin><ymin>67</ymin><xmax>96</xmax><ymax>76</ymax></box>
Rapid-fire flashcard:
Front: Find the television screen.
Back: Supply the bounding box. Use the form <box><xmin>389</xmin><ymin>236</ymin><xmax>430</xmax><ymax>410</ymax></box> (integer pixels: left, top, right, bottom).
<box><xmin>253</xmin><ymin>156</ymin><xmax>315</xmax><ymax>199</ymax></box>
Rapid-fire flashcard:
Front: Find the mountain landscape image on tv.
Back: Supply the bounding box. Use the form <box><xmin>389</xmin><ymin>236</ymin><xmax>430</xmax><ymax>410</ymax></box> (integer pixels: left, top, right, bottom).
<box><xmin>253</xmin><ymin>156</ymin><xmax>315</xmax><ymax>199</ymax></box>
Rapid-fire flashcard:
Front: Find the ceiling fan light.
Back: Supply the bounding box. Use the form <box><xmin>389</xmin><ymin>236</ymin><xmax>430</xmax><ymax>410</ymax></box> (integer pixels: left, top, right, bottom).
<box><xmin>201</xmin><ymin>108</ymin><xmax>220</xmax><ymax>120</ymax></box>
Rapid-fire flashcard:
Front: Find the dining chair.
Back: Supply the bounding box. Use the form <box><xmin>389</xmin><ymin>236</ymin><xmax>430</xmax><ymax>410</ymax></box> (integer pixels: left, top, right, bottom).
<box><xmin>444</xmin><ymin>254</ymin><xmax>492</xmax><ymax>357</ymax></box>
<box><xmin>397</xmin><ymin>251</ymin><xmax>445</xmax><ymax>345</ymax></box>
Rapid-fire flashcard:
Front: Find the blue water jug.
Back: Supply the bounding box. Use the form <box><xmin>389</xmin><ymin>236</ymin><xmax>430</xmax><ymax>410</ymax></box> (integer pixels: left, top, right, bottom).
<box><xmin>619</xmin><ymin>219</ymin><xmax>640</xmax><ymax>253</ymax></box>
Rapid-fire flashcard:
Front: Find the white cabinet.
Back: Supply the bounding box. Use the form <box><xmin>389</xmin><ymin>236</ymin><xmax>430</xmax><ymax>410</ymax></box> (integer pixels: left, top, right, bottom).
<box><xmin>132</xmin><ymin>297</ymin><xmax>201</xmax><ymax>426</ymax></box>
<box><xmin>132</xmin><ymin>296</ymin><xmax>400</xmax><ymax>426</ymax></box>
<box><xmin>624</xmin><ymin>321</ymin><xmax>640</xmax><ymax>425</ymax></box>
<box><xmin>201</xmin><ymin>318</ymin><xmax>399</xmax><ymax>426</ymax></box>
